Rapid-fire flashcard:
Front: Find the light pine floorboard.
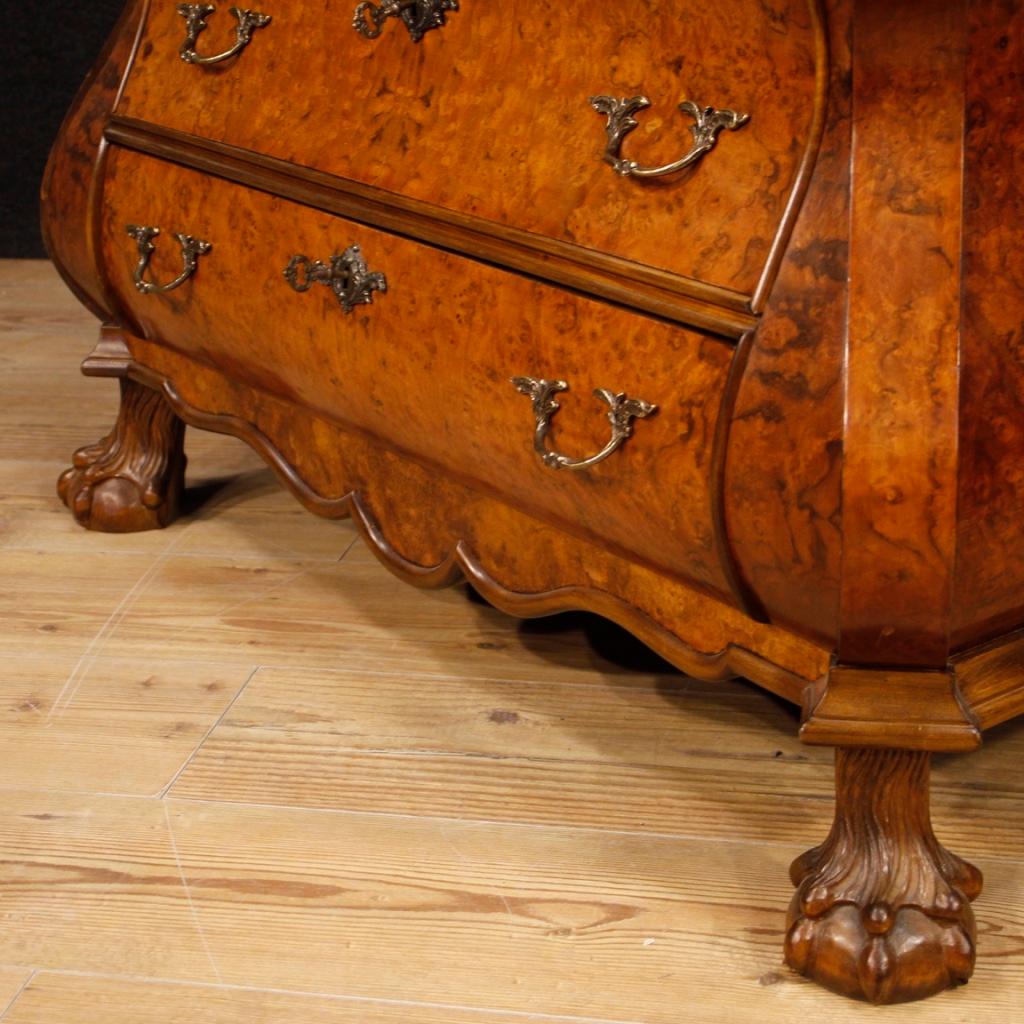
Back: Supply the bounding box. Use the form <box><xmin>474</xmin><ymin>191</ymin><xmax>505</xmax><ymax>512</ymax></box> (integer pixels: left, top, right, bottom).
<box><xmin>0</xmin><ymin>654</ymin><xmax>251</xmax><ymax>796</ymax></box>
<box><xmin>1</xmin><ymin>259</ymin><xmax>1023</xmax><ymax>1021</ymax></box>
<box><xmin>0</xmin><ymin>970</ymin><xmax>33</xmax><ymax>1017</ymax></box>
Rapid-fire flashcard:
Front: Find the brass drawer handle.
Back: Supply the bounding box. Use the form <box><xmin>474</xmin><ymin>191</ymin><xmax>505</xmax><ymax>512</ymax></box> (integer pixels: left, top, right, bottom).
<box><xmin>590</xmin><ymin>95</ymin><xmax>749</xmax><ymax>178</ymax></box>
<box><xmin>176</xmin><ymin>3</ymin><xmax>270</xmax><ymax>65</ymax></box>
<box><xmin>284</xmin><ymin>246</ymin><xmax>388</xmax><ymax>313</ymax></box>
<box><xmin>511</xmin><ymin>376</ymin><xmax>656</xmax><ymax>471</ymax></box>
<box><xmin>352</xmin><ymin>0</ymin><xmax>458</xmax><ymax>42</ymax></box>
<box><xmin>126</xmin><ymin>225</ymin><xmax>211</xmax><ymax>295</ymax></box>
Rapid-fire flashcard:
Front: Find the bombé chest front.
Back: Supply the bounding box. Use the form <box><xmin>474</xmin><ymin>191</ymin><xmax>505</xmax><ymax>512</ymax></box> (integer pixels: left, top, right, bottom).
<box><xmin>114</xmin><ymin>0</ymin><xmax>823</xmax><ymax>298</ymax></box>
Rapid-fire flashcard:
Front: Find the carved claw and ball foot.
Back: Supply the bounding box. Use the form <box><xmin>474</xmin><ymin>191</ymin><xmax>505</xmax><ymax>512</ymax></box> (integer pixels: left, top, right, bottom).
<box><xmin>58</xmin><ymin>378</ymin><xmax>186</xmax><ymax>532</ymax></box>
<box><xmin>785</xmin><ymin>747</ymin><xmax>982</xmax><ymax>1003</ymax></box>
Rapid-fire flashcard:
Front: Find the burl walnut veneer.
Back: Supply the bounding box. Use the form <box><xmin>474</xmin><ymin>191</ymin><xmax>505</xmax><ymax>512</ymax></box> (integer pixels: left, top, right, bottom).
<box><xmin>42</xmin><ymin>0</ymin><xmax>1024</xmax><ymax>1004</ymax></box>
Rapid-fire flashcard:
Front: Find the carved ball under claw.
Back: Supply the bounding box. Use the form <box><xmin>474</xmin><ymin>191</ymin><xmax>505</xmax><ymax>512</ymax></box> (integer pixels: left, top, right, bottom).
<box><xmin>785</xmin><ymin>896</ymin><xmax>976</xmax><ymax>1004</ymax></box>
<box><xmin>57</xmin><ymin>380</ymin><xmax>186</xmax><ymax>533</ymax></box>
<box><xmin>58</xmin><ymin>453</ymin><xmax>183</xmax><ymax>534</ymax></box>
<box><xmin>783</xmin><ymin>748</ymin><xmax>983</xmax><ymax>1004</ymax></box>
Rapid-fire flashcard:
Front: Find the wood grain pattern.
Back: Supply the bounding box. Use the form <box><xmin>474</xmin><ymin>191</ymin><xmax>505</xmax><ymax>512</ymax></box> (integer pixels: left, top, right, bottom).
<box><xmin>4</xmin><ymin>973</ymin><xmax>540</xmax><ymax>1024</ymax></box>
<box><xmin>73</xmin><ymin>322</ymin><xmax>1024</xmax><ymax>741</ymax></box>
<box><xmin>57</xmin><ymin>376</ymin><xmax>186</xmax><ymax>532</ymax></box>
<box><xmin>1</xmin><ymin>534</ymin><xmax>815</xmax><ymax>701</ymax></box>
<box><xmin>787</xmin><ymin>749</ymin><xmax>981</xmax><ymax>1004</ymax></box>
<box><xmin>115</xmin><ymin>328</ymin><xmax>835</xmax><ymax>693</ymax></box>
<box><xmin>167</xmin><ymin>660</ymin><xmax>1024</xmax><ymax>861</ymax></box>
<box><xmin>0</xmin><ymin>968</ymin><xmax>33</xmax><ymax>1015</ymax></box>
<box><xmin>6</xmin><ymin>260</ymin><xmax>1024</xmax><ymax>1019</ymax></box>
<box><xmin>38</xmin><ymin>0</ymin><xmax>145</xmax><ymax>322</ymax></box>
<box><xmin>3</xmin><ymin>475</ymin><xmax>359</xmax><ymax>563</ymax></box>
<box><xmin>169</xmin><ymin>663</ymin><xmax>835</xmax><ymax>839</ymax></box>
<box><xmin>800</xmin><ymin>666</ymin><xmax>982</xmax><ymax>753</ymax></box>
<box><xmin>103</xmin><ymin>116</ymin><xmax>759</xmax><ymax>337</ymax></box>
<box><xmin>0</xmin><ymin>654</ymin><xmax>252</xmax><ymax>796</ymax></box>
<box><xmin>0</xmin><ymin>789</ymin><xmax>805</xmax><ymax>1014</ymax></box>
<box><xmin>0</xmin><ymin>789</ymin><xmax>1012</xmax><ymax>1024</ymax></box>
<box><xmin>721</xmin><ymin>0</ymin><xmax>848</xmax><ymax>646</ymax></box>
<box><xmin>40</xmin><ymin>0</ymin><xmax>1024</xmax><ymax>668</ymax></box>
<box><xmin>954</xmin><ymin>630</ymin><xmax>1024</xmax><ymax>730</ymax></box>
<box><xmin>33</xmin><ymin>0</ymin><xmax>1024</xmax><ymax>1005</ymax></box>
<box><xmin>9</xmin><ymin>966</ymin><xmax>1024</xmax><ymax>1024</ymax></box>
<box><xmin>952</xmin><ymin>1</ymin><xmax>1024</xmax><ymax>648</ymax></box>
<box><xmin>175</xmin><ymin>662</ymin><xmax>808</xmax><ymax>770</ymax></box>
<box><xmin>116</xmin><ymin>0</ymin><xmax>825</xmax><ymax>294</ymax></box>
<box><xmin>99</xmin><ymin>148</ymin><xmax>740</xmax><ymax>603</ymax></box>
<box><xmin>838</xmin><ymin>0</ymin><xmax>966</xmax><ymax>667</ymax></box>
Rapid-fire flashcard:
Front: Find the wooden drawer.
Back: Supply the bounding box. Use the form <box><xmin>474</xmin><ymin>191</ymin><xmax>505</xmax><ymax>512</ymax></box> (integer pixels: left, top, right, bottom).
<box><xmin>116</xmin><ymin>0</ymin><xmax>824</xmax><ymax>297</ymax></box>
<box><xmin>100</xmin><ymin>147</ymin><xmax>738</xmax><ymax>597</ymax></box>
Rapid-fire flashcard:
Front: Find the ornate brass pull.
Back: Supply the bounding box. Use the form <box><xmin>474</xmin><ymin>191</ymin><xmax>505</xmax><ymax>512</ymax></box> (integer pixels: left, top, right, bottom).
<box><xmin>511</xmin><ymin>376</ymin><xmax>656</xmax><ymax>471</ymax></box>
<box><xmin>126</xmin><ymin>225</ymin><xmax>211</xmax><ymax>295</ymax></box>
<box><xmin>590</xmin><ymin>95</ymin><xmax>749</xmax><ymax>178</ymax></box>
<box><xmin>176</xmin><ymin>3</ymin><xmax>270</xmax><ymax>65</ymax></box>
<box><xmin>352</xmin><ymin>0</ymin><xmax>458</xmax><ymax>42</ymax></box>
<box><xmin>284</xmin><ymin>246</ymin><xmax>388</xmax><ymax>313</ymax></box>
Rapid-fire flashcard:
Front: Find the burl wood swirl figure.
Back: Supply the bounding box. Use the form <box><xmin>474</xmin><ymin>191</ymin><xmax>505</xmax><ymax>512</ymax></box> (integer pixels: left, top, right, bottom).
<box><xmin>42</xmin><ymin>0</ymin><xmax>1024</xmax><ymax>1004</ymax></box>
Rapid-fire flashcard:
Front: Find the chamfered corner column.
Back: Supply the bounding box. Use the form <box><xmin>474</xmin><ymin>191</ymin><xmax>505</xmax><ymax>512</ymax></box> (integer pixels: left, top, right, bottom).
<box><xmin>784</xmin><ymin>746</ymin><xmax>982</xmax><ymax>1003</ymax></box>
<box><xmin>58</xmin><ymin>376</ymin><xmax>186</xmax><ymax>532</ymax></box>
<box><xmin>803</xmin><ymin>0</ymin><xmax>984</xmax><ymax>999</ymax></box>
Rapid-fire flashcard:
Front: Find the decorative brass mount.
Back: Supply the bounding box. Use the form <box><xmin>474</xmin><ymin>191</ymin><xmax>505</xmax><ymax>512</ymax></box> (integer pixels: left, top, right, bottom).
<box><xmin>176</xmin><ymin>4</ymin><xmax>271</xmax><ymax>64</ymax></box>
<box><xmin>284</xmin><ymin>246</ymin><xmax>388</xmax><ymax>313</ymax></box>
<box><xmin>590</xmin><ymin>95</ymin><xmax>749</xmax><ymax>178</ymax></box>
<box><xmin>511</xmin><ymin>376</ymin><xmax>656</xmax><ymax>471</ymax></box>
<box><xmin>125</xmin><ymin>225</ymin><xmax>212</xmax><ymax>294</ymax></box>
<box><xmin>352</xmin><ymin>0</ymin><xmax>458</xmax><ymax>42</ymax></box>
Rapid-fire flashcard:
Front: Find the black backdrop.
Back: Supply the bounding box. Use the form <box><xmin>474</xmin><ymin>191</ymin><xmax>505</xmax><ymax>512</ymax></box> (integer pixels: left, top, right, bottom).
<box><xmin>2</xmin><ymin>0</ymin><xmax>124</xmax><ymax>256</ymax></box>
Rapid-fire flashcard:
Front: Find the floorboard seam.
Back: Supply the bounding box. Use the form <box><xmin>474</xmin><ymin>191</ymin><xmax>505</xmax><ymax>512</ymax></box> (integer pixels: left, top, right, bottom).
<box><xmin>159</xmin><ymin>664</ymin><xmax>262</xmax><ymax>799</ymax></box>
<box><xmin>45</xmin><ymin>526</ymin><xmax>195</xmax><ymax>722</ymax></box>
<box><xmin>162</xmin><ymin>801</ymin><xmax>226</xmax><ymax>985</ymax></box>
<box><xmin>0</xmin><ymin>970</ymin><xmax>35</xmax><ymax>1021</ymax></box>
<box><xmin>28</xmin><ymin>967</ymin><xmax>655</xmax><ymax>1024</ymax></box>
<box><xmin>0</xmin><ymin>542</ymin><xmax>355</xmax><ymax>565</ymax></box>
<box><xmin>157</xmin><ymin>795</ymin><xmax>1024</xmax><ymax>863</ymax></box>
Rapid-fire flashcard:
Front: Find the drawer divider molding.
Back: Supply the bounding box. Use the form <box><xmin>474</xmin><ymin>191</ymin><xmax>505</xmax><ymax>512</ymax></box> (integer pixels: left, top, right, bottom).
<box><xmin>103</xmin><ymin>115</ymin><xmax>758</xmax><ymax>340</ymax></box>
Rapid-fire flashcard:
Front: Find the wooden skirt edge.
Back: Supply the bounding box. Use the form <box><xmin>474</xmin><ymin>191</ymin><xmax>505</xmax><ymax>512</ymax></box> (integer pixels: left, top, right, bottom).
<box><xmin>79</xmin><ymin>325</ymin><xmax>833</xmax><ymax>709</ymax></box>
<box><xmin>77</xmin><ymin>326</ymin><xmax>1024</xmax><ymax>744</ymax></box>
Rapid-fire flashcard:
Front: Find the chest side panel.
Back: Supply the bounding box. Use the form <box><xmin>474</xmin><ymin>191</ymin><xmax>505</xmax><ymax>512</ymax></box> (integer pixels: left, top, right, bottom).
<box><xmin>953</xmin><ymin>1</ymin><xmax>1024</xmax><ymax>649</ymax></box>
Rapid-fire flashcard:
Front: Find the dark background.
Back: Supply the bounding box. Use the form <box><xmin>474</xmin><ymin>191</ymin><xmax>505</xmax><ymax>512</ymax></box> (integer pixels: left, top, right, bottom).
<box><xmin>2</xmin><ymin>0</ymin><xmax>124</xmax><ymax>256</ymax></box>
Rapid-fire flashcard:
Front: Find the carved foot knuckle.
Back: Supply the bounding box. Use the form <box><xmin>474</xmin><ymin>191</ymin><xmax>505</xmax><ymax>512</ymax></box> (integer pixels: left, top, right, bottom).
<box><xmin>786</xmin><ymin>884</ymin><xmax>977</xmax><ymax>1002</ymax></box>
<box><xmin>58</xmin><ymin>381</ymin><xmax>185</xmax><ymax>532</ymax></box>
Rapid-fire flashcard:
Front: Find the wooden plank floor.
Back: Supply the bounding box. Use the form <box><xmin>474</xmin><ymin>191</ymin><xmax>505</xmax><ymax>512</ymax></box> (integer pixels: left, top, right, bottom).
<box><xmin>1</xmin><ymin>258</ymin><xmax>1023</xmax><ymax>1021</ymax></box>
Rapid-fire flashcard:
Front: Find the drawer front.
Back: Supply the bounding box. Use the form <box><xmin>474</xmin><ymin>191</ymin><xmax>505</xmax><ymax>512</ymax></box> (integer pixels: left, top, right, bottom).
<box><xmin>101</xmin><ymin>147</ymin><xmax>737</xmax><ymax>596</ymax></box>
<box><xmin>116</xmin><ymin>0</ymin><xmax>823</xmax><ymax>297</ymax></box>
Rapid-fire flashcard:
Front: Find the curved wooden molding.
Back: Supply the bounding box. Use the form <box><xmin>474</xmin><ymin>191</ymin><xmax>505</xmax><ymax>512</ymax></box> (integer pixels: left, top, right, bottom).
<box><xmin>458</xmin><ymin>562</ymin><xmax>814</xmax><ymax>702</ymax></box>
<box><xmin>114</xmin><ymin>358</ymin><xmax>816</xmax><ymax>705</ymax></box>
<box><xmin>104</xmin><ymin>116</ymin><xmax>757</xmax><ymax>340</ymax></box>
<box><xmin>951</xmin><ymin>627</ymin><xmax>1024</xmax><ymax>730</ymax></box>
<box><xmin>801</xmin><ymin>666</ymin><xmax>981</xmax><ymax>753</ymax></box>
<box><xmin>40</xmin><ymin>0</ymin><xmax>151</xmax><ymax>325</ymax></box>
<box><xmin>89</xmin><ymin>335</ymin><xmax>1024</xmax><ymax>738</ymax></box>
<box><xmin>709</xmin><ymin>330</ymin><xmax>770</xmax><ymax>622</ymax></box>
<box><xmin>101</xmin><ymin>1</ymin><xmax>827</xmax><ymax>335</ymax></box>
<box><xmin>751</xmin><ymin>0</ymin><xmax>830</xmax><ymax>312</ymax></box>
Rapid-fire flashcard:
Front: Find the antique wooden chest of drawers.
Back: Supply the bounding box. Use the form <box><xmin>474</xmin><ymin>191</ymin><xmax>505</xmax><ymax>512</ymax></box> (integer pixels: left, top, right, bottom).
<box><xmin>42</xmin><ymin>0</ymin><xmax>1024</xmax><ymax>1005</ymax></box>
